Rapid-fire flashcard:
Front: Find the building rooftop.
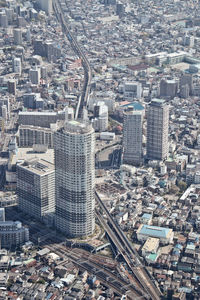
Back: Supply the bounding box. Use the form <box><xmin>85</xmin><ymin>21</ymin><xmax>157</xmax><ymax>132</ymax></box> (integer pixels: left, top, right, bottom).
<box><xmin>18</xmin><ymin>158</ymin><xmax>54</xmax><ymax>176</ymax></box>
<box><xmin>142</xmin><ymin>213</ymin><xmax>152</xmax><ymax>220</ymax></box>
<box><xmin>151</xmin><ymin>98</ymin><xmax>166</xmax><ymax>106</ymax></box>
<box><xmin>146</xmin><ymin>253</ymin><xmax>159</xmax><ymax>262</ymax></box>
<box><xmin>19</xmin><ymin>124</ymin><xmax>53</xmax><ymax>132</ymax></box>
<box><xmin>137</xmin><ymin>224</ymin><xmax>172</xmax><ymax>239</ymax></box>
<box><xmin>122</xmin><ymin>101</ymin><xmax>145</xmax><ymax>111</ymax></box>
<box><xmin>142</xmin><ymin>237</ymin><xmax>159</xmax><ymax>253</ymax></box>
<box><xmin>12</xmin><ymin>147</ymin><xmax>54</xmax><ymax>166</ymax></box>
<box><xmin>63</xmin><ymin>120</ymin><xmax>94</xmax><ymax>135</ymax></box>
<box><xmin>19</xmin><ymin>111</ymin><xmax>64</xmax><ymax>116</ymax></box>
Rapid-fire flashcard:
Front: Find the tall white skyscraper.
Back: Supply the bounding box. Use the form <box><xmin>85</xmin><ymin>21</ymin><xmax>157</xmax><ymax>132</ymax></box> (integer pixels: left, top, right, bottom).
<box><xmin>123</xmin><ymin>110</ymin><xmax>143</xmax><ymax>166</ymax></box>
<box><xmin>54</xmin><ymin>120</ymin><xmax>95</xmax><ymax>237</ymax></box>
<box><xmin>147</xmin><ymin>99</ymin><xmax>169</xmax><ymax>161</ymax></box>
<box><xmin>13</xmin><ymin>57</ymin><xmax>21</xmax><ymax>75</ymax></box>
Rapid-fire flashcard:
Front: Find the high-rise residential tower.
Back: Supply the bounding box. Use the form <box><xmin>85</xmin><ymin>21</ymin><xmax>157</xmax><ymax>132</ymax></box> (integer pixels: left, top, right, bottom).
<box><xmin>54</xmin><ymin>120</ymin><xmax>95</xmax><ymax>237</ymax></box>
<box><xmin>17</xmin><ymin>158</ymin><xmax>55</xmax><ymax>221</ymax></box>
<box><xmin>123</xmin><ymin>110</ymin><xmax>143</xmax><ymax>166</ymax></box>
<box><xmin>147</xmin><ymin>99</ymin><xmax>169</xmax><ymax>161</ymax></box>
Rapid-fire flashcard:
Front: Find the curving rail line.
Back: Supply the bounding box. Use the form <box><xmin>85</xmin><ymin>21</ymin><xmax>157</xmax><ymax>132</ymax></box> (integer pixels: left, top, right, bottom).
<box><xmin>53</xmin><ymin>0</ymin><xmax>91</xmax><ymax>119</ymax></box>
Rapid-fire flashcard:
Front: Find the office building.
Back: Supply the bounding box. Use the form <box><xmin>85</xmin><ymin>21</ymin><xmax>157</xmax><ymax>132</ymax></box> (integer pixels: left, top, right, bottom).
<box><xmin>13</xmin><ymin>57</ymin><xmax>21</xmax><ymax>75</ymax></box>
<box><xmin>23</xmin><ymin>93</ymin><xmax>44</xmax><ymax>109</ymax></box>
<box><xmin>92</xmin><ymin>102</ymin><xmax>108</xmax><ymax>132</ymax></box>
<box><xmin>33</xmin><ymin>39</ymin><xmax>61</xmax><ymax>62</ymax></box>
<box><xmin>29</xmin><ymin>67</ymin><xmax>41</xmax><ymax>85</ymax></box>
<box><xmin>19</xmin><ymin>125</ymin><xmax>54</xmax><ymax>148</ymax></box>
<box><xmin>93</xmin><ymin>101</ymin><xmax>108</xmax><ymax>118</ymax></box>
<box><xmin>0</xmin><ymin>209</ymin><xmax>5</xmax><ymax>222</ymax></box>
<box><xmin>18</xmin><ymin>110</ymin><xmax>66</xmax><ymax>128</ymax></box>
<box><xmin>104</xmin><ymin>0</ymin><xmax>116</xmax><ymax>4</ymax></box>
<box><xmin>64</xmin><ymin>106</ymin><xmax>74</xmax><ymax>121</ymax></box>
<box><xmin>1</xmin><ymin>105</ymin><xmax>7</xmax><ymax>123</ymax></box>
<box><xmin>180</xmin><ymin>74</ymin><xmax>193</xmax><ymax>95</ymax></box>
<box><xmin>6</xmin><ymin>147</ymin><xmax>54</xmax><ymax>185</ymax></box>
<box><xmin>116</xmin><ymin>3</ymin><xmax>125</xmax><ymax>17</ymax></box>
<box><xmin>17</xmin><ymin>158</ymin><xmax>55</xmax><ymax>221</ymax></box>
<box><xmin>8</xmin><ymin>79</ymin><xmax>16</xmax><ymax>95</ymax></box>
<box><xmin>89</xmin><ymin>93</ymin><xmax>115</xmax><ymax>112</ymax></box>
<box><xmin>26</xmin><ymin>26</ymin><xmax>31</xmax><ymax>43</ymax></box>
<box><xmin>0</xmin><ymin>118</ymin><xmax>4</xmax><ymax>132</ymax></box>
<box><xmin>38</xmin><ymin>0</ymin><xmax>52</xmax><ymax>14</ymax></box>
<box><xmin>147</xmin><ymin>99</ymin><xmax>169</xmax><ymax>161</ymax></box>
<box><xmin>122</xmin><ymin>81</ymin><xmax>142</xmax><ymax>100</ymax></box>
<box><xmin>0</xmin><ymin>12</ymin><xmax>8</xmax><ymax>28</ymax></box>
<box><xmin>123</xmin><ymin>110</ymin><xmax>143</xmax><ymax>166</ymax></box>
<box><xmin>54</xmin><ymin>121</ymin><xmax>95</xmax><ymax>237</ymax></box>
<box><xmin>0</xmin><ymin>221</ymin><xmax>29</xmax><ymax>249</ymax></box>
<box><xmin>41</xmin><ymin>66</ymin><xmax>47</xmax><ymax>79</ymax></box>
<box><xmin>92</xmin><ymin>115</ymin><xmax>108</xmax><ymax>132</ymax></box>
<box><xmin>33</xmin><ymin>39</ymin><xmax>44</xmax><ymax>56</ymax></box>
<box><xmin>180</xmin><ymin>84</ymin><xmax>189</xmax><ymax>99</ymax></box>
<box><xmin>13</xmin><ymin>28</ymin><xmax>22</xmax><ymax>45</ymax></box>
<box><xmin>160</xmin><ymin>79</ymin><xmax>178</xmax><ymax>98</ymax></box>
<box><xmin>6</xmin><ymin>8</ymin><xmax>14</xmax><ymax>24</ymax></box>
<box><xmin>0</xmin><ymin>98</ymin><xmax>10</xmax><ymax>120</ymax></box>
<box><xmin>183</xmin><ymin>35</ymin><xmax>194</xmax><ymax>47</ymax></box>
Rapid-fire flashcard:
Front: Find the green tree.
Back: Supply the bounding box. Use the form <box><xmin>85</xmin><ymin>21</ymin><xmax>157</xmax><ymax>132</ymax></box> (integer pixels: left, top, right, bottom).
<box><xmin>169</xmin><ymin>184</ymin><xmax>179</xmax><ymax>194</ymax></box>
<box><xmin>178</xmin><ymin>181</ymin><xmax>187</xmax><ymax>192</ymax></box>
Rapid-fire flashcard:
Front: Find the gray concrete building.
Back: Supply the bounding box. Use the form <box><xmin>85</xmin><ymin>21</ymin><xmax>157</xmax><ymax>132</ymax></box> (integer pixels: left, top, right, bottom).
<box><xmin>123</xmin><ymin>110</ymin><xmax>143</xmax><ymax>166</ymax></box>
<box><xmin>0</xmin><ymin>221</ymin><xmax>29</xmax><ymax>249</ymax></box>
<box><xmin>17</xmin><ymin>158</ymin><xmax>55</xmax><ymax>221</ymax></box>
<box><xmin>18</xmin><ymin>111</ymin><xmax>66</xmax><ymax>128</ymax></box>
<box><xmin>29</xmin><ymin>67</ymin><xmax>41</xmax><ymax>85</ymax></box>
<box><xmin>19</xmin><ymin>125</ymin><xmax>54</xmax><ymax>148</ymax></box>
<box><xmin>13</xmin><ymin>28</ymin><xmax>22</xmax><ymax>45</ymax></box>
<box><xmin>160</xmin><ymin>79</ymin><xmax>178</xmax><ymax>98</ymax></box>
<box><xmin>147</xmin><ymin>99</ymin><xmax>169</xmax><ymax>161</ymax></box>
<box><xmin>180</xmin><ymin>74</ymin><xmax>193</xmax><ymax>95</ymax></box>
<box><xmin>54</xmin><ymin>121</ymin><xmax>95</xmax><ymax>237</ymax></box>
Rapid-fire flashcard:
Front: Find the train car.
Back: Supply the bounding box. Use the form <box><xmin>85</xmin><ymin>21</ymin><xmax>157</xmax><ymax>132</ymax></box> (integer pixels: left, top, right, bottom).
<box><xmin>67</xmin><ymin>33</ymin><xmax>72</xmax><ymax>42</ymax></box>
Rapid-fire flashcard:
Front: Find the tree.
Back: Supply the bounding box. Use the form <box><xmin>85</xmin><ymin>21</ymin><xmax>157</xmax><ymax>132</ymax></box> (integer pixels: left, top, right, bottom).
<box><xmin>169</xmin><ymin>184</ymin><xmax>179</xmax><ymax>194</ymax></box>
<box><xmin>178</xmin><ymin>181</ymin><xmax>187</xmax><ymax>192</ymax></box>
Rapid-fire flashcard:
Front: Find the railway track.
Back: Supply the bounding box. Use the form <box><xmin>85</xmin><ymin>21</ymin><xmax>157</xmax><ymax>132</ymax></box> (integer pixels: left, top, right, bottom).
<box><xmin>95</xmin><ymin>191</ymin><xmax>162</xmax><ymax>300</ymax></box>
<box><xmin>52</xmin><ymin>1</ymin><xmax>161</xmax><ymax>298</ymax></box>
<box><xmin>53</xmin><ymin>0</ymin><xmax>91</xmax><ymax>119</ymax></box>
<box><xmin>45</xmin><ymin>241</ymin><xmax>144</xmax><ymax>299</ymax></box>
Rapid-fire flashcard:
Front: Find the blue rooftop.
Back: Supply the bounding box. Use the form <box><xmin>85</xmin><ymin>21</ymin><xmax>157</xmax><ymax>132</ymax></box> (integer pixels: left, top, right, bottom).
<box><xmin>175</xmin><ymin>244</ymin><xmax>183</xmax><ymax>250</ymax></box>
<box><xmin>142</xmin><ymin>213</ymin><xmax>152</xmax><ymax>220</ymax></box>
<box><xmin>179</xmin><ymin>287</ymin><xmax>192</xmax><ymax>294</ymax></box>
<box><xmin>139</xmin><ymin>225</ymin><xmax>170</xmax><ymax>238</ymax></box>
<box><xmin>121</xmin><ymin>101</ymin><xmax>144</xmax><ymax>111</ymax></box>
